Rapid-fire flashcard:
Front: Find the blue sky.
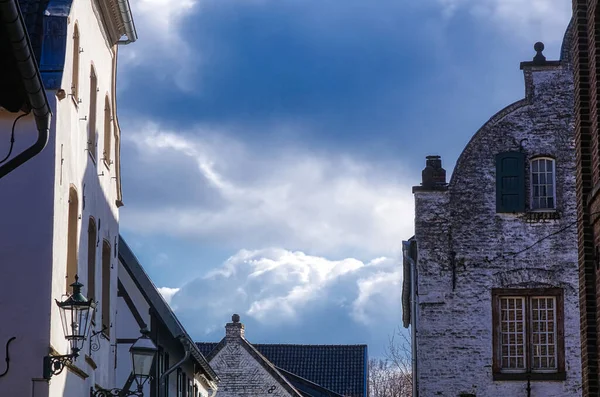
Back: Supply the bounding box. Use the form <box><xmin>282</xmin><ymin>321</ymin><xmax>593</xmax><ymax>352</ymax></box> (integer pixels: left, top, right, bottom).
<box><xmin>116</xmin><ymin>0</ymin><xmax>571</xmax><ymax>356</ymax></box>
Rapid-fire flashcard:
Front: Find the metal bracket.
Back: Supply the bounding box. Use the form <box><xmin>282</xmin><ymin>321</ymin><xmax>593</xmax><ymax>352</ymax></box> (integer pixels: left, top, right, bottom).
<box><xmin>0</xmin><ymin>337</ymin><xmax>16</xmax><ymax>378</ymax></box>
<box><xmin>43</xmin><ymin>353</ymin><xmax>76</xmax><ymax>380</ymax></box>
<box><xmin>90</xmin><ymin>325</ymin><xmax>108</xmax><ymax>353</ymax></box>
<box><xmin>90</xmin><ymin>387</ymin><xmax>143</xmax><ymax>397</ymax></box>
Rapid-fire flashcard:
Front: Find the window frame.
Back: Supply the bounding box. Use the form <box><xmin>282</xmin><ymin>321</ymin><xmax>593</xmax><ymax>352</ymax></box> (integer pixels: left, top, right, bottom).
<box><xmin>87</xmin><ymin>217</ymin><xmax>97</xmax><ymax>321</ymax></box>
<box><xmin>101</xmin><ymin>240</ymin><xmax>111</xmax><ymax>336</ymax></box>
<box><xmin>66</xmin><ymin>187</ymin><xmax>79</xmax><ymax>292</ymax></box>
<box><xmin>88</xmin><ymin>65</ymin><xmax>98</xmax><ymax>162</ymax></box>
<box><xmin>492</xmin><ymin>288</ymin><xmax>565</xmax><ymax>381</ymax></box>
<box><xmin>529</xmin><ymin>157</ymin><xmax>557</xmax><ymax>211</ymax></box>
<box><xmin>103</xmin><ymin>96</ymin><xmax>112</xmax><ymax>168</ymax></box>
<box><xmin>71</xmin><ymin>23</ymin><xmax>80</xmax><ymax>104</ymax></box>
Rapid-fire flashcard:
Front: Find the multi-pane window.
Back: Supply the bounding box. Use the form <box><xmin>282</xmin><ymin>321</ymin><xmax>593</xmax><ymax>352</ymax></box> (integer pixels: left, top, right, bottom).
<box><xmin>492</xmin><ymin>289</ymin><xmax>565</xmax><ymax>380</ymax></box>
<box><xmin>530</xmin><ymin>158</ymin><xmax>556</xmax><ymax>210</ymax></box>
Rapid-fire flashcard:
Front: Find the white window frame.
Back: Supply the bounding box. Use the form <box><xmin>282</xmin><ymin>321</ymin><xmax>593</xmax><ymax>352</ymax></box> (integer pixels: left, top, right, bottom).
<box><xmin>530</xmin><ymin>157</ymin><xmax>556</xmax><ymax>211</ymax></box>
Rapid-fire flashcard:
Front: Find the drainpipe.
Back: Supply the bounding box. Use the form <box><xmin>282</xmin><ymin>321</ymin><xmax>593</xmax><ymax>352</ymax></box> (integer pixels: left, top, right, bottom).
<box><xmin>403</xmin><ymin>241</ymin><xmax>418</xmax><ymax>397</ymax></box>
<box><xmin>116</xmin><ymin>0</ymin><xmax>137</xmax><ymax>44</ymax></box>
<box><xmin>0</xmin><ymin>0</ymin><xmax>51</xmax><ymax>179</ymax></box>
<box><xmin>159</xmin><ymin>336</ymin><xmax>190</xmax><ymax>397</ymax></box>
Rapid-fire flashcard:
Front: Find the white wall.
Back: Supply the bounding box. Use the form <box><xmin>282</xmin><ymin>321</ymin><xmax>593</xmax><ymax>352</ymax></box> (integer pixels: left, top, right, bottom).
<box><xmin>0</xmin><ymin>0</ymin><xmax>128</xmax><ymax>395</ymax></box>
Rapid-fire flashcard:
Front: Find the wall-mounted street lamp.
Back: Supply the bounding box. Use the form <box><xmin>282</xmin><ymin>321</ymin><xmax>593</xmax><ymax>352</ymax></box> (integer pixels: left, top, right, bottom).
<box><xmin>90</xmin><ymin>328</ymin><xmax>158</xmax><ymax>397</ymax></box>
<box><xmin>44</xmin><ymin>275</ymin><xmax>96</xmax><ymax>380</ymax></box>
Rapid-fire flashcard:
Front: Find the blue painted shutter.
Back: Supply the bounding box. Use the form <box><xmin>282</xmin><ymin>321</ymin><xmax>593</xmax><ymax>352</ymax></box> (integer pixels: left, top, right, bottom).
<box><xmin>496</xmin><ymin>152</ymin><xmax>525</xmax><ymax>213</ymax></box>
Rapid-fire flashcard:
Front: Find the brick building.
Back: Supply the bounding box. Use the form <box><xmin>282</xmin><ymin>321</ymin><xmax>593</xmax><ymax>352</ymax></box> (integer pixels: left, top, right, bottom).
<box><xmin>403</xmin><ymin>29</ymin><xmax>582</xmax><ymax>396</ymax></box>
<box><xmin>197</xmin><ymin>315</ymin><xmax>368</xmax><ymax>397</ymax></box>
<box><xmin>571</xmin><ymin>1</ymin><xmax>600</xmax><ymax>395</ymax></box>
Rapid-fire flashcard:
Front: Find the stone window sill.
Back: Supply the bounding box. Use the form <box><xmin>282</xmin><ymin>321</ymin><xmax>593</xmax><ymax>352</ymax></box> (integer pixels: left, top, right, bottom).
<box><xmin>523</xmin><ymin>210</ymin><xmax>560</xmax><ymax>221</ymax></box>
<box><xmin>493</xmin><ymin>372</ymin><xmax>566</xmax><ymax>381</ymax></box>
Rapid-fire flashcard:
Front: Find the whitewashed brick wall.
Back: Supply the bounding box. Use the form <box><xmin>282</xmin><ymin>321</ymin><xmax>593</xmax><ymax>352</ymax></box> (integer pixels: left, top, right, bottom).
<box><xmin>413</xmin><ymin>60</ymin><xmax>582</xmax><ymax>396</ymax></box>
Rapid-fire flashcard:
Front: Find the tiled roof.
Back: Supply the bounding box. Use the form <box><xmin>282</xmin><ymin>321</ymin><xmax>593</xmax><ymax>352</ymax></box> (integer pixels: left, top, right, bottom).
<box><xmin>17</xmin><ymin>0</ymin><xmax>50</xmax><ymax>63</ymax></box>
<box><xmin>197</xmin><ymin>342</ymin><xmax>367</xmax><ymax>397</ymax></box>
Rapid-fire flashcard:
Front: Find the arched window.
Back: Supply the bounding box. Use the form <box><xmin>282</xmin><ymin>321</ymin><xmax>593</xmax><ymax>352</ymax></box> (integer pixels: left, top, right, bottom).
<box><xmin>88</xmin><ymin>66</ymin><xmax>97</xmax><ymax>160</ymax></box>
<box><xmin>66</xmin><ymin>187</ymin><xmax>79</xmax><ymax>290</ymax></box>
<box><xmin>102</xmin><ymin>240</ymin><xmax>111</xmax><ymax>334</ymax></box>
<box><xmin>87</xmin><ymin>218</ymin><xmax>97</xmax><ymax>301</ymax></box>
<box><xmin>72</xmin><ymin>24</ymin><xmax>80</xmax><ymax>101</ymax></box>
<box><xmin>103</xmin><ymin>96</ymin><xmax>112</xmax><ymax>166</ymax></box>
<box><xmin>530</xmin><ymin>157</ymin><xmax>556</xmax><ymax>210</ymax></box>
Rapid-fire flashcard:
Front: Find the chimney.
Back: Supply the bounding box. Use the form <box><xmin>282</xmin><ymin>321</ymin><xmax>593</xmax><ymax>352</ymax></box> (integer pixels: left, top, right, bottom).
<box><xmin>421</xmin><ymin>155</ymin><xmax>446</xmax><ymax>187</ymax></box>
<box><xmin>225</xmin><ymin>313</ymin><xmax>245</xmax><ymax>340</ymax></box>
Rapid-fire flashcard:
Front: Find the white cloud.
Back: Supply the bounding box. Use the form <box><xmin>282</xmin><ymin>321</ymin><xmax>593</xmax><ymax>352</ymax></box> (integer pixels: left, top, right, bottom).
<box><xmin>438</xmin><ymin>0</ymin><xmax>571</xmax><ymax>42</ymax></box>
<box><xmin>120</xmin><ymin>122</ymin><xmax>415</xmax><ymax>259</ymax></box>
<box><xmin>157</xmin><ymin>287</ymin><xmax>181</xmax><ymax>305</ymax></box>
<box><xmin>119</xmin><ymin>0</ymin><xmax>201</xmax><ymax>90</ymax></box>
<box><xmin>169</xmin><ymin>248</ymin><xmax>402</xmax><ymax>338</ymax></box>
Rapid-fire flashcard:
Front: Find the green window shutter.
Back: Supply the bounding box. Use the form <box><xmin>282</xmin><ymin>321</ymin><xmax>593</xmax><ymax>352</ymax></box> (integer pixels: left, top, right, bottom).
<box><xmin>496</xmin><ymin>152</ymin><xmax>525</xmax><ymax>213</ymax></box>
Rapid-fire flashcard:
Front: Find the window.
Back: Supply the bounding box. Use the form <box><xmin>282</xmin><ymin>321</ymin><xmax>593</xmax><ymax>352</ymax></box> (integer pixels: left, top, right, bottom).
<box><xmin>103</xmin><ymin>96</ymin><xmax>112</xmax><ymax>166</ymax></box>
<box><xmin>496</xmin><ymin>152</ymin><xmax>525</xmax><ymax>213</ymax></box>
<box><xmin>492</xmin><ymin>288</ymin><xmax>565</xmax><ymax>381</ymax></box>
<box><xmin>87</xmin><ymin>218</ymin><xmax>97</xmax><ymax>303</ymax></box>
<box><xmin>530</xmin><ymin>158</ymin><xmax>556</xmax><ymax>210</ymax></box>
<box><xmin>102</xmin><ymin>240</ymin><xmax>111</xmax><ymax>335</ymax></box>
<box><xmin>88</xmin><ymin>66</ymin><xmax>98</xmax><ymax>160</ymax></box>
<box><xmin>177</xmin><ymin>368</ymin><xmax>184</xmax><ymax>397</ymax></box>
<box><xmin>164</xmin><ymin>352</ymin><xmax>170</xmax><ymax>397</ymax></box>
<box><xmin>72</xmin><ymin>24</ymin><xmax>80</xmax><ymax>101</ymax></box>
<box><xmin>66</xmin><ymin>187</ymin><xmax>79</xmax><ymax>291</ymax></box>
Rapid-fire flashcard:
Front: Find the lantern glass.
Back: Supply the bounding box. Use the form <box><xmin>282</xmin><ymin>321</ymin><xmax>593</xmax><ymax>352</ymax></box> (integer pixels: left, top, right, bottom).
<box><xmin>130</xmin><ymin>333</ymin><xmax>158</xmax><ymax>387</ymax></box>
<box><xmin>56</xmin><ymin>276</ymin><xmax>95</xmax><ymax>355</ymax></box>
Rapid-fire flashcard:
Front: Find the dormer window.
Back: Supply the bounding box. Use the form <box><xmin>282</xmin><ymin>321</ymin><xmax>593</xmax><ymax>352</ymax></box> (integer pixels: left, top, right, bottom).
<box><xmin>530</xmin><ymin>157</ymin><xmax>556</xmax><ymax>210</ymax></box>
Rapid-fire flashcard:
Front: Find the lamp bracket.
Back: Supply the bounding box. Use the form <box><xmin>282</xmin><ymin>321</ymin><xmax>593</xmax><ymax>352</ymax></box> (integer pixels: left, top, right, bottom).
<box><xmin>90</xmin><ymin>386</ymin><xmax>143</xmax><ymax>397</ymax></box>
<box><xmin>43</xmin><ymin>353</ymin><xmax>76</xmax><ymax>380</ymax></box>
<box><xmin>90</xmin><ymin>325</ymin><xmax>108</xmax><ymax>353</ymax></box>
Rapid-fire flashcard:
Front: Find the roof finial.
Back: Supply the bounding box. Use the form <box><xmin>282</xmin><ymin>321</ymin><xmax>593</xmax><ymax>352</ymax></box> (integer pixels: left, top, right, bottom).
<box><xmin>533</xmin><ymin>42</ymin><xmax>546</xmax><ymax>65</ymax></box>
<box><xmin>232</xmin><ymin>313</ymin><xmax>240</xmax><ymax>323</ymax></box>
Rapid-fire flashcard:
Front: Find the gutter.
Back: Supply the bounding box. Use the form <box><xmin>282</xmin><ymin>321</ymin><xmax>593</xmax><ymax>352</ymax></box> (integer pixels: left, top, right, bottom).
<box><xmin>159</xmin><ymin>336</ymin><xmax>190</xmax><ymax>397</ymax></box>
<box><xmin>0</xmin><ymin>0</ymin><xmax>51</xmax><ymax>179</ymax></box>
<box><xmin>116</xmin><ymin>0</ymin><xmax>137</xmax><ymax>44</ymax></box>
<box><xmin>403</xmin><ymin>240</ymin><xmax>418</xmax><ymax>397</ymax></box>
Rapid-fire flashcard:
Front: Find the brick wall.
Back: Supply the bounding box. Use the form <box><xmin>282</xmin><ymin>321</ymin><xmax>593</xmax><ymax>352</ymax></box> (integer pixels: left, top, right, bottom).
<box><xmin>572</xmin><ymin>1</ymin><xmax>600</xmax><ymax>395</ymax></box>
<box><xmin>413</xmin><ymin>56</ymin><xmax>582</xmax><ymax>395</ymax></box>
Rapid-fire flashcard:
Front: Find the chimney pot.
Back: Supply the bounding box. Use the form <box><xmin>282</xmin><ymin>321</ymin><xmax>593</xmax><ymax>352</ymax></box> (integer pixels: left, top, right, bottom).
<box><xmin>422</xmin><ymin>155</ymin><xmax>447</xmax><ymax>187</ymax></box>
<box><xmin>226</xmin><ymin>313</ymin><xmax>245</xmax><ymax>339</ymax></box>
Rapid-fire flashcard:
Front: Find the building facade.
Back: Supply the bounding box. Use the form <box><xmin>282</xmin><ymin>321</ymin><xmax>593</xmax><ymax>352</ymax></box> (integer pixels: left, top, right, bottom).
<box><xmin>0</xmin><ymin>0</ymin><xmax>136</xmax><ymax>395</ymax></box>
<box><xmin>571</xmin><ymin>1</ymin><xmax>600</xmax><ymax>395</ymax></box>
<box><xmin>197</xmin><ymin>316</ymin><xmax>368</xmax><ymax>397</ymax></box>
<box><xmin>118</xmin><ymin>237</ymin><xmax>219</xmax><ymax>397</ymax></box>
<box><xmin>404</xmin><ymin>34</ymin><xmax>583</xmax><ymax>396</ymax></box>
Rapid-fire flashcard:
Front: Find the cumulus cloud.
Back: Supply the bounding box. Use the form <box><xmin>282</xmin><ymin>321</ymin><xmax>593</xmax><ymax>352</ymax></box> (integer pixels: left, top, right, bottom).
<box><xmin>120</xmin><ymin>122</ymin><xmax>415</xmax><ymax>259</ymax></box>
<box><xmin>437</xmin><ymin>0</ymin><xmax>571</xmax><ymax>42</ymax></box>
<box><xmin>157</xmin><ymin>287</ymin><xmax>181</xmax><ymax>305</ymax></box>
<box><xmin>165</xmin><ymin>248</ymin><xmax>402</xmax><ymax>348</ymax></box>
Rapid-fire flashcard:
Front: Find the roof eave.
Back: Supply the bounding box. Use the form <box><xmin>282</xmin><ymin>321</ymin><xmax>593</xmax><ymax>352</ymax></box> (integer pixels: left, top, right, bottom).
<box><xmin>0</xmin><ymin>0</ymin><xmax>51</xmax><ymax>179</ymax></box>
<box><xmin>116</xmin><ymin>0</ymin><xmax>136</xmax><ymax>44</ymax></box>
